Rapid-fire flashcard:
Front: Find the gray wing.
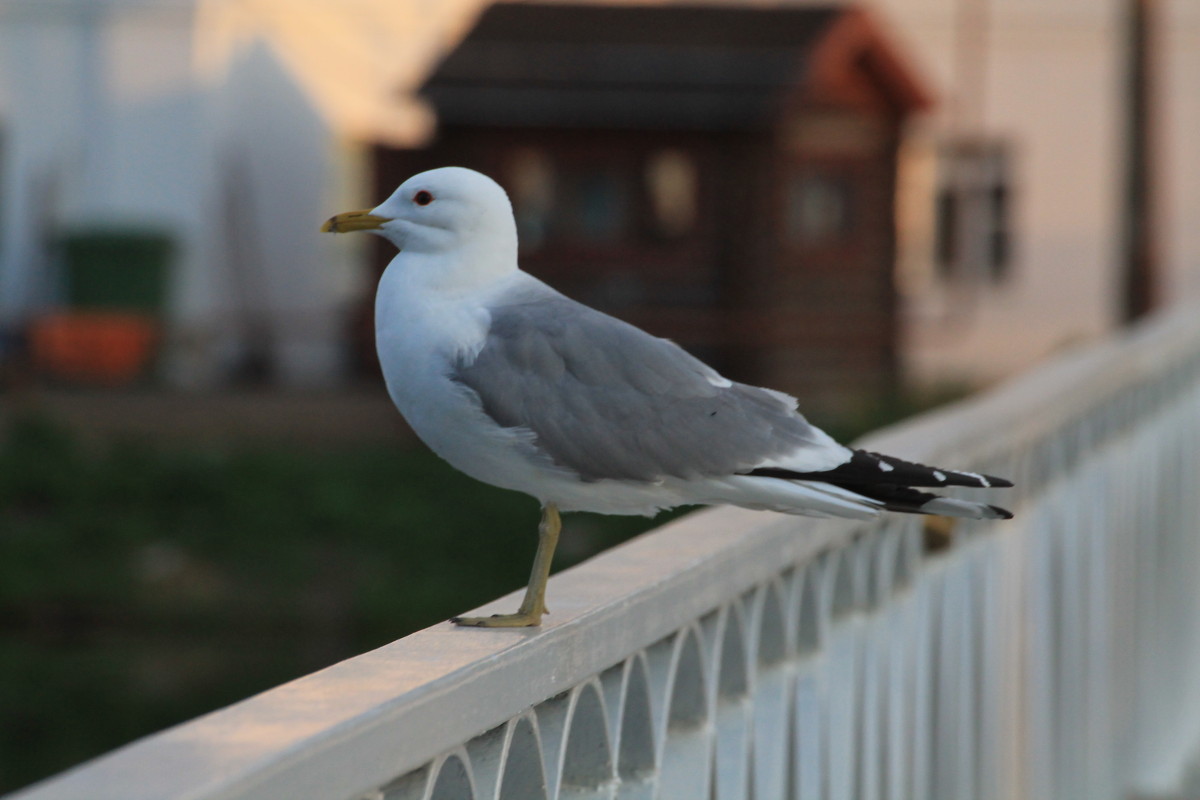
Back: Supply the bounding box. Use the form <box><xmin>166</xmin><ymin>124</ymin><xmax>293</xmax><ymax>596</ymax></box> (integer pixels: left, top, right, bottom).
<box><xmin>453</xmin><ymin>292</ymin><xmax>831</xmax><ymax>482</ymax></box>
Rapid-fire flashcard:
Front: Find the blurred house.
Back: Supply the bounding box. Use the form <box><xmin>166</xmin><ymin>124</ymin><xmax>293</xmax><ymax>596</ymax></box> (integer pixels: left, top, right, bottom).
<box><xmin>371</xmin><ymin>3</ymin><xmax>931</xmax><ymax>406</ymax></box>
<box><xmin>0</xmin><ymin>0</ymin><xmax>478</xmax><ymax>388</ymax></box>
<box><xmin>1</xmin><ymin>0</ymin><xmax>1197</xmax><ymax>396</ymax></box>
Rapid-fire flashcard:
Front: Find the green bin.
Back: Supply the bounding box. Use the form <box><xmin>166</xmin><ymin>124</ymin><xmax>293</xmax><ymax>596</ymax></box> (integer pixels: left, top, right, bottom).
<box><xmin>61</xmin><ymin>230</ymin><xmax>173</xmax><ymax>315</ymax></box>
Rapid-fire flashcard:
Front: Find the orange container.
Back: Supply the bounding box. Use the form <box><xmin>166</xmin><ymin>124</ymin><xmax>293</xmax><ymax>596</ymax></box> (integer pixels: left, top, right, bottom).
<box><xmin>30</xmin><ymin>312</ymin><xmax>159</xmax><ymax>385</ymax></box>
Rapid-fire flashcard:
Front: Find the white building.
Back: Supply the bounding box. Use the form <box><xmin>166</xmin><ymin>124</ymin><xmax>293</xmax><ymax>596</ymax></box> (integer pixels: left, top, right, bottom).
<box><xmin>877</xmin><ymin>0</ymin><xmax>1200</xmax><ymax>384</ymax></box>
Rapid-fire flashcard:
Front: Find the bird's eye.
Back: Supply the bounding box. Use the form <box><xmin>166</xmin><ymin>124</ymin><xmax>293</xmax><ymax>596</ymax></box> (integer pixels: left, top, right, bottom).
<box><xmin>414</xmin><ymin>190</ymin><xmax>434</xmax><ymax>206</ymax></box>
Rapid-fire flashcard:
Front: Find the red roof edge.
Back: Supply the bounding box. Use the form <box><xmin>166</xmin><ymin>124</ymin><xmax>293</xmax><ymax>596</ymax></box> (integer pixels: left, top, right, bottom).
<box><xmin>805</xmin><ymin>5</ymin><xmax>936</xmax><ymax>114</ymax></box>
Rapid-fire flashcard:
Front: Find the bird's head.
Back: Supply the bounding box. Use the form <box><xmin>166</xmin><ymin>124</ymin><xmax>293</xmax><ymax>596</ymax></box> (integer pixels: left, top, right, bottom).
<box><xmin>322</xmin><ymin>167</ymin><xmax>518</xmax><ymax>266</ymax></box>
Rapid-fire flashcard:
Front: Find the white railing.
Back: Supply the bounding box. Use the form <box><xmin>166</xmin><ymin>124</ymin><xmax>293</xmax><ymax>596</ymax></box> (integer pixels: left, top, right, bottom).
<box><xmin>13</xmin><ymin>303</ymin><xmax>1200</xmax><ymax>800</ymax></box>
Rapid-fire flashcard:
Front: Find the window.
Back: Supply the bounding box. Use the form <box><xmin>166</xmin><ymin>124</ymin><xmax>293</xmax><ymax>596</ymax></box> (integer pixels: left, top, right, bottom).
<box><xmin>507</xmin><ymin>148</ymin><xmax>556</xmax><ymax>253</ymax></box>
<box><xmin>934</xmin><ymin>140</ymin><xmax>1013</xmax><ymax>283</ymax></box>
<box><xmin>565</xmin><ymin>170</ymin><xmax>628</xmax><ymax>243</ymax></box>
<box><xmin>507</xmin><ymin>148</ymin><xmax>634</xmax><ymax>248</ymax></box>
<box><xmin>645</xmin><ymin>149</ymin><xmax>698</xmax><ymax>240</ymax></box>
<box><xmin>507</xmin><ymin>146</ymin><xmax>708</xmax><ymax>250</ymax></box>
<box><xmin>784</xmin><ymin>169</ymin><xmax>854</xmax><ymax>245</ymax></box>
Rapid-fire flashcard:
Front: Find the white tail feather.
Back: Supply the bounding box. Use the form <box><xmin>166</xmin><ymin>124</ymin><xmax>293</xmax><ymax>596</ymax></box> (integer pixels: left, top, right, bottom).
<box><xmin>700</xmin><ymin>475</ymin><xmax>882</xmax><ymax>520</ymax></box>
<box><xmin>921</xmin><ymin>497</ymin><xmax>1009</xmax><ymax>520</ymax></box>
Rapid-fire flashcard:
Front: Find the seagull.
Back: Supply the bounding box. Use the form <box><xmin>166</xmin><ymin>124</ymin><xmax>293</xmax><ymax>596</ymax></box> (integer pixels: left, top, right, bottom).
<box><xmin>322</xmin><ymin>167</ymin><xmax>1012</xmax><ymax>627</ymax></box>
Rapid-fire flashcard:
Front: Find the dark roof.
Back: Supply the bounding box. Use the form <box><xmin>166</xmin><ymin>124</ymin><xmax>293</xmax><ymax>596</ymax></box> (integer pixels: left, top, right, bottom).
<box><xmin>419</xmin><ymin>3</ymin><xmax>844</xmax><ymax>131</ymax></box>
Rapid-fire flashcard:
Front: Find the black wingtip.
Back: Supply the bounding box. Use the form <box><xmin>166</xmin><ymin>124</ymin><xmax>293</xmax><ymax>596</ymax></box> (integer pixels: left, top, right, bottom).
<box><xmin>752</xmin><ymin>451</ymin><xmax>1016</xmax><ymax>491</ymax></box>
<box><xmin>989</xmin><ymin>504</ymin><xmax>1015</xmax><ymax>520</ymax></box>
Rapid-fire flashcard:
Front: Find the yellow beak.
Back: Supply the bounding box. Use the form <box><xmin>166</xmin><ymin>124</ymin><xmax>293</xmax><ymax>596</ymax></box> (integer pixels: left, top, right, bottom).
<box><xmin>321</xmin><ymin>209</ymin><xmax>391</xmax><ymax>233</ymax></box>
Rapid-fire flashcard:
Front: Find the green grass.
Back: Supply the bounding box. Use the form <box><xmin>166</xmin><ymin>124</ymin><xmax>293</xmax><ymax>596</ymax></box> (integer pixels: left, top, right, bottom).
<box><xmin>0</xmin><ymin>414</ymin><xmax>681</xmax><ymax>791</ymax></box>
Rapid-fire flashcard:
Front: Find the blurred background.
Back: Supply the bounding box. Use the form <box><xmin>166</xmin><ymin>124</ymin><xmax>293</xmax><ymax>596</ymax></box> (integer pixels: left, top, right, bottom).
<box><xmin>0</xmin><ymin>0</ymin><xmax>1197</xmax><ymax>792</ymax></box>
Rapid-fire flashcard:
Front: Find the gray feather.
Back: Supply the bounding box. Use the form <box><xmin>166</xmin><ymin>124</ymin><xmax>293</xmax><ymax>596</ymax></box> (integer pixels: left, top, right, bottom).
<box><xmin>453</xmin><ymin>292</ymin><xmax>828</xmax><ymax>482</ymax></box>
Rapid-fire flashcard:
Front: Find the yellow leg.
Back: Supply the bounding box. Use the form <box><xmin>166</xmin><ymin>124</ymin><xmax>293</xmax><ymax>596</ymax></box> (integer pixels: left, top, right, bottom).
<box><xmin>452</xmin><ymin>503</ymin><xmax>561</xmax><ymax>628</ymax></box>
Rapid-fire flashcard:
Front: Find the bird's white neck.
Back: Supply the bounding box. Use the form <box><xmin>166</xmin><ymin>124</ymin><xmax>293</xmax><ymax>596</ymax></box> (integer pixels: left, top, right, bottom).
<box><xmin>374</xmin><ymin>253</ymin><xmax>528</xmax><ymax>352</ymax></box>
<box><xmin>385</xmin><ymin>237</ymin><xmax>517</xmax><ymax>294</ymax></box>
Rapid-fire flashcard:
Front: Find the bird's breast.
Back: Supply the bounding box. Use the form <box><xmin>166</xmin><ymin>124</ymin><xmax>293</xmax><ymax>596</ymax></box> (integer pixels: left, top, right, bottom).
<box><xmin>373</xmin><ymin>270</ymin><xmax>519</xmax><ymax>470</ymax></box>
